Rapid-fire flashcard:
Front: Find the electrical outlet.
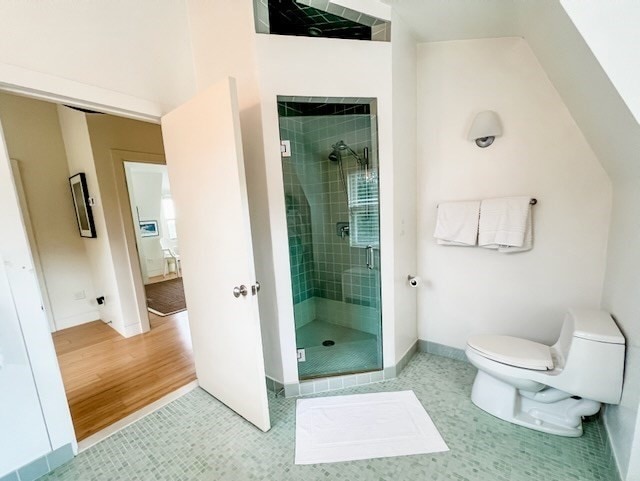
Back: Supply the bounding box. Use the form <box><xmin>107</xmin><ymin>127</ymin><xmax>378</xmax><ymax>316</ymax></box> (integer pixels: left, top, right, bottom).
<box><xmin>297</xmin><ymin>348</ymin><xmax>306</xmax><ymax>362</ymax></box>
<box><xmin>73</xmin><ymin>290</ymin><xmax>86</xmax><ymax>300</ymax></box>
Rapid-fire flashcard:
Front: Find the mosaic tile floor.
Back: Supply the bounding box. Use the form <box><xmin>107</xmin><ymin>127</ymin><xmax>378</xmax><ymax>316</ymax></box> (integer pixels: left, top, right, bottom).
<box><xmin>43</xmin><ymin>353</ymin><xmax>619</xmax><ymax>481</ymax></box>
<box><xmin>296</xmin><ymin>320</ymin><xmax>381</xmax><ymax>378</ymax></box>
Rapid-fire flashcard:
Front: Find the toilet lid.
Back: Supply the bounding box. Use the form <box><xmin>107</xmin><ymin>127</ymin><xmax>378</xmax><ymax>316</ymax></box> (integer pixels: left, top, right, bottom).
<box><xmin>467</xmin><ymin>335</ymin><xmax>554</xmax><ymax>370</ymax></box>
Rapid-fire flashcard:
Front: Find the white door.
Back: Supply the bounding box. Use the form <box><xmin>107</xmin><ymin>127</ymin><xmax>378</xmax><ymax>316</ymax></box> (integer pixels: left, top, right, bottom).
<box><xmin>161</xmin><ymin>77</ymin><xmax>270</xmax><ymax>432</ymax></box>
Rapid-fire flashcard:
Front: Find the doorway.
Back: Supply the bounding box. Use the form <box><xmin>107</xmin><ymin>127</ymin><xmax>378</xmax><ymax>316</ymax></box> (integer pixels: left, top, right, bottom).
<box><xmin>0</xmin><ymin>91</ymin><xmax>196</xmax><ymax>442</ymax></box>
<box><xmin>123</xmin><ymin>161</ymin><xmax>187</xmax><ymax>318</ymax></box>
<box><xmin>1</xmin><ymin>77</ymin><xmax>272</xmax><ymax>448</ymax></box>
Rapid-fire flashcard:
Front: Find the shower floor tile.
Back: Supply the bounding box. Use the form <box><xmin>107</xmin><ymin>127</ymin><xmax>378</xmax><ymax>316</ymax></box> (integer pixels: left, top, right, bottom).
<box><xmin>295</xmin><ymin>319</ymin><xmax>375</xmax><ymax>347</ymax></box>
<box><xmin>295</xmin><ymin>320</ymin><xmax>381</xmax><ymax>378</ymax></box>
<box><xmin>41</xmin><ymin>353</ymin><xmax>619</xmax><ymax>481</ymax></box>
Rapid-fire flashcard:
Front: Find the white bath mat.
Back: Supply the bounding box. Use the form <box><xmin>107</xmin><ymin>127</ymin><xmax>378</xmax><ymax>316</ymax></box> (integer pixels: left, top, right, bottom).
<box><xmin>294</xmin><ymin>390</ymin><xmax>449</xmax><ymax>465</ymax></box>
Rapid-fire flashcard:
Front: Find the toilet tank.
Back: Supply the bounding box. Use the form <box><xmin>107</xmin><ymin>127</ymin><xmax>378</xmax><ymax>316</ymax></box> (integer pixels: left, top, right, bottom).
<box><xmin>553</xmin><ymin>309</ymin><xmax>626</xmax><ymax>404</ymax></box>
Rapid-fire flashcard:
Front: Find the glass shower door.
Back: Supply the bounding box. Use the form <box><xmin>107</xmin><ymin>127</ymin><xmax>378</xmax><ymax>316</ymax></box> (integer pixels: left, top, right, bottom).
<box><xmin>278</xmin><ymin>97</ymin><xmax>382</xmax><ymax>380</ymax></box>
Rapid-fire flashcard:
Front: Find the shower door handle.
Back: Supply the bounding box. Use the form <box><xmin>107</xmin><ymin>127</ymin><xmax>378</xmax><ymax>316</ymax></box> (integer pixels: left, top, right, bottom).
<box><xmin>366</xmin><ymin>245</ymin><xmax>374</xmax><ymax>270</ymax></box>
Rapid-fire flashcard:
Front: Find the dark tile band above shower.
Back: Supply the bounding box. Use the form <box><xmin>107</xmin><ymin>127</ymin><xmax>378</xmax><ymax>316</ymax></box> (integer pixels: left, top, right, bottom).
<box><xmin>268</xmin><ymin>0</ymin><xmax>371</xmax><ymax>40</ymax></box>
<box><xmin>278</xmin><ymin>102</ymin><xmax>371</xmax><ymax>117</ymax></box>
<box><xmin>254</xmin><ymin>0</ymin><xmax>391</xmax><ymax>42</ymax></box>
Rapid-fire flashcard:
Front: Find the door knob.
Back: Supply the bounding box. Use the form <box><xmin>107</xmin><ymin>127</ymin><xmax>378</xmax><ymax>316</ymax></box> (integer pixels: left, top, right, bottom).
<box><xmin>233</xmin><ymin>285</ymin><xmax>249</xmax><ymax>298</ymax></box>
<box><xmin>251</xmin><ymin>281</ymin><xmax>261</xmax><ymax>295</ymax></box>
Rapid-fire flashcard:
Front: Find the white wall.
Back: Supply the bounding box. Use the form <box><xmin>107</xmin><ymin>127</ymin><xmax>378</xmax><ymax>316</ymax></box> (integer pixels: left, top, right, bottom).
<box><xmin>391</xmin><ymin>12</ymin><xmax>418</xmax><ymax>362</ymax></box>
<box><xmin>128</xmin><ymin>170</ymin><xmax>165</xmax><ymax>279</ymax></box>
<box><xmin>416</xmin><ymin>37</ymin><xmax>611</xmax><ymax>348</ymax></box>
<box><xmin>0</xmin><ymin>0</ymin><xmax>195</xmax><ymax>112</ymax></box>
<box><xmin>57</xmin><ymin>105</ymin><xmax>126</xmax><ymax>333</ymax></box>
<box><xmin>0</xmin><ymin>93</ymin><xmax>99</xmax><ymax>331</ymax></box>
<box><xmin>0</xmin><ymin>113</ymin><xmax>76</xmax><ymax>476</ymax></box>
<box><xmin>255</xmin><ymin>34</ymin><xmax>395</xmax><ymax>384</ymax></box>
<box><xmin>0</xmin><ymin>251</ymin><xmax>50</xmax><ymax>476</ymax></box>
<box><xmin>516</xmin><ymin>3</ymin><xmax>640</xmax><ymax>478</ymax></box>
<box><xmin>85</xmin><ymin>114</ymin><xmax>166</xmax><ymax>337</ymax></box>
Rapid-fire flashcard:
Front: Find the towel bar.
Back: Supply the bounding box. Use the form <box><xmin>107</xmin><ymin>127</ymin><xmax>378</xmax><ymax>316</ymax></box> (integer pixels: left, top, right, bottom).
<box><xmin>437</xmin><ymin>198</ymin><xmax>538</xmax><ymax>207</ymax></box>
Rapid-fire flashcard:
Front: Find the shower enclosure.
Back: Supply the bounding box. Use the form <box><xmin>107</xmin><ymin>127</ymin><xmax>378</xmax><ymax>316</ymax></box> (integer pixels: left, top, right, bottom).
<box><xmin>278</xmin><ymin>97</ymin><xmax>382</xmax><ymax>380</ymax></box>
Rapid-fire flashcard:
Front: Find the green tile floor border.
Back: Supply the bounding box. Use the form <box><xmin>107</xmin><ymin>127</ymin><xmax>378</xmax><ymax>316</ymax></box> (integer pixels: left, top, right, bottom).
<box><xmin>39</xmin><ymin>353</ymin><xmax>620</xmax><ymax>481</ymax></box>
<box><xmin>1</xmin><ymin>444</ymin><xmax>73</xmax><ymax>481</ymax></box>
<box><xmin>420</xmin><ymin>339</ymin><xmax>468</xmax><ymax>362</ymax></box>
<box><xmin>396</xmin><ymin>340</ymin><xmax>418</xmax><ymax>374</ymax></box>
<box><xmin>277</xmin><ymin>340</ymin><xmax>422</xmax><ymax>399</ymax></box>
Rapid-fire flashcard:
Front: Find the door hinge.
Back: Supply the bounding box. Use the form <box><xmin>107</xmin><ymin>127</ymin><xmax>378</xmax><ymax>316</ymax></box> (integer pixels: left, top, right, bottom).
<box><xmin>280</xmin><ymin>140</ymin><xmax>291</xmax><ymax>157</ymax></box>
<box><xmin>297</xmin><ymin>348</ymin><xmax>306</xmax><ymax>362</ymax></box>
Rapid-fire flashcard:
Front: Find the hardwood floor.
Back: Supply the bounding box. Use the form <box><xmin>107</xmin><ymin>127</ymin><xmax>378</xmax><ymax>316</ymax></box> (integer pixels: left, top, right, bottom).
<box><xmin>52</xmin><ymin>311</ymin><xmax>196</xmax><ymax>441</ymax></box>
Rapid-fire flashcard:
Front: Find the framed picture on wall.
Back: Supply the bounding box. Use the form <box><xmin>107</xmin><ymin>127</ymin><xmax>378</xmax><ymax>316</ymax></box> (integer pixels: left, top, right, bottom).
<box><xmin>140</xmin><ymin>220</ymin><xmax>159</xmax><ymax>237</ymax></box>
<box><xmin>69</xmin><ymin>173</ymin><xmax>97</xmax><ymax>238</ymax></box>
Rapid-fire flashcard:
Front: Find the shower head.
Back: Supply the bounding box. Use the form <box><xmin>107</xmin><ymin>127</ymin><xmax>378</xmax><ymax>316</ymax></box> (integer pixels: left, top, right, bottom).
<box><xmin>328</xmin><ymin>140</ymin><xmax>365</xmax><ymax>166</ymax></box>
<box><xmin>328</xmin><ymin>141</ymin><xmax>350</xmax><ymax>162</ymax></box>
<box><xmin>328</xmin><ymin>141</ymin><xmax>347</xmax><ymax>162</ymax></box>
<box><xmin>333</xmin><ymin>140</ymin><xmax>349</xmax><ymax>151</ymax></box>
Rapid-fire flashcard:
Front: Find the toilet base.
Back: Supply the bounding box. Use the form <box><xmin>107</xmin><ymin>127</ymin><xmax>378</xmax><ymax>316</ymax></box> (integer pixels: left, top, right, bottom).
<box><xmin>471</xmin><ymin>370</ymin><xmax>601</xmax><ymax>437</ymax></box>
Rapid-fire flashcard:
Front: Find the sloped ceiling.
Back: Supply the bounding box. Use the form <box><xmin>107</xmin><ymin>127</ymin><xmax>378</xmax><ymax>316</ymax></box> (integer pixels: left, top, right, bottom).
<box><xmin>388</xmin><ymin>0</ymin><xmax>640</xmax><ymax>181</ymax></box>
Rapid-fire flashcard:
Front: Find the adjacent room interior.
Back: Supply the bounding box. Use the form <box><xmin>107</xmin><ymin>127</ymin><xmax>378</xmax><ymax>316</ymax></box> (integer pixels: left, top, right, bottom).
<box><xmin>0</xmin><ymin>91</ymin><xmax>195</xmax><ymax>442</ymax></box>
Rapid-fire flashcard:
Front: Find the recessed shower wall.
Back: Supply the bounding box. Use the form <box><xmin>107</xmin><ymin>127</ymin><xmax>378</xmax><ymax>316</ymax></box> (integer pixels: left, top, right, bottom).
<box><xmin>278</xmin><ymin>98</ymin><xmax>382</xmax><ymax>380</ymax></box>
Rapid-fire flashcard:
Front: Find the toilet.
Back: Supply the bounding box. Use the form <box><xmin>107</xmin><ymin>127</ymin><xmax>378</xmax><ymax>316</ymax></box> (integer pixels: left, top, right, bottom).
<box><xmin>465</xmin><ymin>308</ymin><xmax>625</xmax><ymax>437</ymax></box>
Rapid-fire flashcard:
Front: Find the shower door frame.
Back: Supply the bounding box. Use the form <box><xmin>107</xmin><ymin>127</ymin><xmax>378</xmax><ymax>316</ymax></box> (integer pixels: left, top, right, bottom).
<box><xmin>276</xmin><ymin>95</ymin><xmax>384</xmax><ymax>381</ymax></box>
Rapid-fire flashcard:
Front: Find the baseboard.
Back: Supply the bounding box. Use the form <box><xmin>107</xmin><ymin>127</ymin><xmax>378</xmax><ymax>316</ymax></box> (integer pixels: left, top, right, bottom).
<box><xmin>1</xmin><ymin>443</ymin><xmax>74</xmax><ymax>481</ymax></box>
<box><xmin>122</xmin><ymin>322</ymin><xmax>145</xmax><ymax>338</ymax></box>
<box><xmin>146</xmin><ymin>268</ymin><xmax>165</xmax><ymax>278</ymax></box>
<box><xmin>396</xmin><ymin>340</ymin><xmax>418</xmax><ymax>376</ymax></box>
<box><xmin>603</xmin><ymin>407</ymin><xmax>625</xmax><ymax>481</ymax></box>
<box><xmin>53</xmin><ymin>310</ymin><xmax>100</xmax><ymax>331</ymax></box>
<box><xmin>265</xmin><ymin>375</ymin><xmax>284</xmax><ymax>395</ymax></box>
<box><xmin>419</xmin><ymin>340</ymin><xmax>468</xmax><ymax>363</ymax></box>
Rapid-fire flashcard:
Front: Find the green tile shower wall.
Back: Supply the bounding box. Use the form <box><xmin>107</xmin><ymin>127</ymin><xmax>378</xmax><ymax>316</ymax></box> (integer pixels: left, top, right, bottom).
<box><xmin>280</xmin><ymin>113</ymin><xmax>381</xmax><ymax>311</ymax></box>
<box><xmin>280</xmin><ymin>118</ymin><xmax>316</xmax><ymax>306</ymax></box>
<box><xmin>305</xmin><ymin>114</ymin><xmax>376</xmax><ymax>305</ymax></box>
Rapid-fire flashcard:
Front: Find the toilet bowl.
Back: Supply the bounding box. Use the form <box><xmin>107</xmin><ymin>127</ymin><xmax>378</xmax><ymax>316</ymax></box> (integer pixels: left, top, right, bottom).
<box><xmin>465</xmin><ymin>309</ymin><xmax>625</xmax><ymax>437</ymax></box>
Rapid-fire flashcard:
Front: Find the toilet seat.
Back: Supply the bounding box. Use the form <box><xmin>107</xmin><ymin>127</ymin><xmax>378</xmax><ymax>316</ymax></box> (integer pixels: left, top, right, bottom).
<box><xmin>467</xmin><ymin>335</ymin><xmax>553</xmax><ymax>370</ymax></box>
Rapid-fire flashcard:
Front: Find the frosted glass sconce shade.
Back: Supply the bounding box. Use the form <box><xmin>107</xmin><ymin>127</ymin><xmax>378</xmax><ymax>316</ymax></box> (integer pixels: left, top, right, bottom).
<box><xmin>468</xmin><ymin>110</ymin><xmax>502</xmax><ymax>148</ymax></box>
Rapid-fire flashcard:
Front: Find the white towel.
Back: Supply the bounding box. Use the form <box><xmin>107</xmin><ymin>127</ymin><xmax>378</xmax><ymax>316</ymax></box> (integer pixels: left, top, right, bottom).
<box><xmin>499</xmin><ymin>209</ymin><xmax>533</xmax><ymax>253</ymax></box>
<box><xmin>434</xmin><ymin>201</ymin><xmax>480</xmax><ymax>246</ymax></box>
<box><xmin>479</xmin><ymin>196</ymin><xmax>533</xmax><ymax>252</ymax></box>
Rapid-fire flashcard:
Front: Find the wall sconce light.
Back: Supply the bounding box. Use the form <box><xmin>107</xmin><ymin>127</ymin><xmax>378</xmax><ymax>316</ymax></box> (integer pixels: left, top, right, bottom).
<box><xmin>468</xmin><ymin>110</ymin><xmax>502</xmax><ymax>148</ymax></box>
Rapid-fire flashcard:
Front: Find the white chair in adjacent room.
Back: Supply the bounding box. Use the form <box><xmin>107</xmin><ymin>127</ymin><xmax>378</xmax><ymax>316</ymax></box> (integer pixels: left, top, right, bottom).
<box><xmin>160</xmin><ymin>238</ymin><xmax>181</xmax><ymax>277</ymax></box>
